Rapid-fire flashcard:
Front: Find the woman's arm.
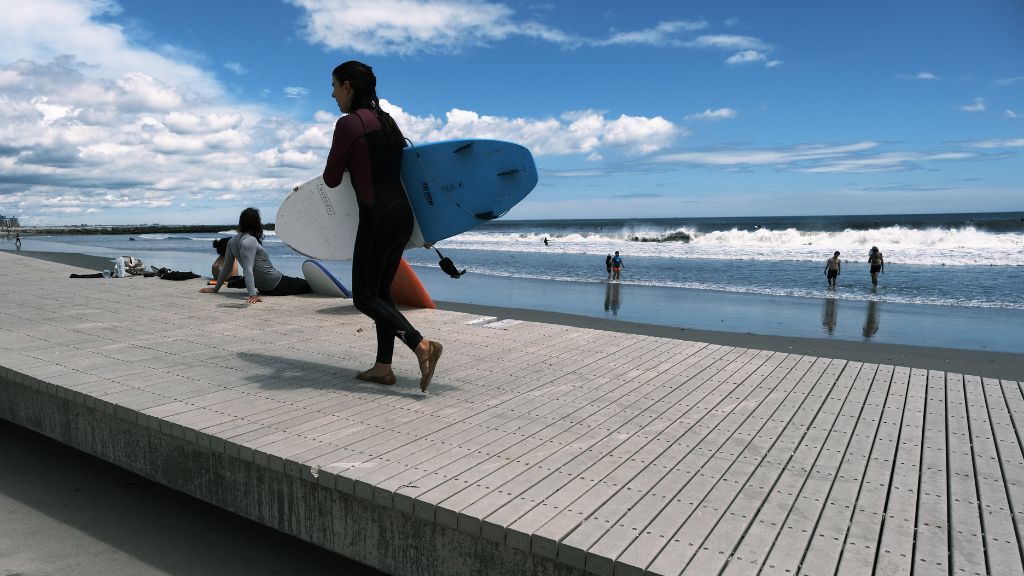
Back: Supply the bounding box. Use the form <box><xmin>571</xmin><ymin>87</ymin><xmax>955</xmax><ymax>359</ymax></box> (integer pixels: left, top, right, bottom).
<box><xmin>323</xmin><ymin>115</ymin><xmax>362</xmax><ymax>188</ymax></box>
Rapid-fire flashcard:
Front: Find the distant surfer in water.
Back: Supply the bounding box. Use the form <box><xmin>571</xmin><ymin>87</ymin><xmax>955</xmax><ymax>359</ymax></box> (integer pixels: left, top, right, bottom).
<box><xmin>868</xmin><ymin>246</ymin><xmax>884</xmax><ymax>287</ymax></box>
<box><xmin>200</xmin><ymin>207</ymin><xmax>311</xmax><ymax>303</ymax></box>
<box><xmin>824</xmin><ymin>251</ymin><xmax>841</xmax><ymax>288</ymax></box>
<box><xmin>324</xmin><ymin>61</ymin><xmax>442</xmax><ymax>392</ymax></box>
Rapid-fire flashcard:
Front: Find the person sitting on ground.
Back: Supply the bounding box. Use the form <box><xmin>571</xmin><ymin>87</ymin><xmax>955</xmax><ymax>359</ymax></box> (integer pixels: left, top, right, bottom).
<box><xmin>212</xmin><ymin>237</ymin><xmax>239</xmax><ymax>278</ymax></box>
<box><xmin>824</xmin><ymin>251</ymin><xmax>841</xmax><ymax>288</ymax></box>
<box><xmin>199</xmin><ymin>207</ymin><xmax>311</xmax><ymax>303</ymax></box>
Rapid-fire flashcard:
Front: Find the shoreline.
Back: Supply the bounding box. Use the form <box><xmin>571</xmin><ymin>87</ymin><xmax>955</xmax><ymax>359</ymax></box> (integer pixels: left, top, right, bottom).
<box><xmin>5</xmin><ymin>224</ymin><xmax>274</xmax><ymax>236</ymax></box>
<box><xmin>8</xmin><ymin>248</ymin><xmax>1022</xmax><ymax>381</ymax></box>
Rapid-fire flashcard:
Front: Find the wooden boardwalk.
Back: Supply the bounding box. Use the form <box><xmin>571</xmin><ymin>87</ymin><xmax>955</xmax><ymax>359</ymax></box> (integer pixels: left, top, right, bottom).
<box><xmin>1</xmin><ymin>250</ymin><xmax>1022</xmax><ymax>576</ymax></box>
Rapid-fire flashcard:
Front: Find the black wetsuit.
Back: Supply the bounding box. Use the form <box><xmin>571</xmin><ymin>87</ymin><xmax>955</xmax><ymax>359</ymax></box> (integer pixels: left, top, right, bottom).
<box><xmin>324</xmin><ymin>108</ymin><xmax>422</xmax><ymax>364</ymax></box>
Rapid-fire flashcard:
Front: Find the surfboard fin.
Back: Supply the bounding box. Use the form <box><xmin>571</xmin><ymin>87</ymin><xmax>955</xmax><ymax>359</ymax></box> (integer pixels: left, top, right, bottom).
<box><xmin>496</xmin><ymin>168</ymin><xmax>522</xmax><ymax>176</ymax></box>
<box><xmin>453</xmin><ymin>142</ymin><xmax>474</xmax><ymax>154</ymax></box>
<box><xmin>474</xmin><ymin>211</ymin><xmax>498</xmax><ymax>220</ymax></box>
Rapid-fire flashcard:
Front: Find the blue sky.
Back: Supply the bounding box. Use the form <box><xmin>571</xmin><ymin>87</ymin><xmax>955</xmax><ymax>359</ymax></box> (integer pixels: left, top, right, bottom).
<box><xmin>0</xmin><ymin>0</ymin><xmax>1021</xmax><ymax>225</ymax></box>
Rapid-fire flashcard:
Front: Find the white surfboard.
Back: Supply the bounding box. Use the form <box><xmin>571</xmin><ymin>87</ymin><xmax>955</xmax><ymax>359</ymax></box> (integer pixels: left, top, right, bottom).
<box><xmin>275</xmin><ymin>175</ymin><xmax>424</xmax><ymax>261</ymax></box>
<box><xmin>301</xmin><ymin>259</ymin><xmax>351</xmax><ymax>297</ymax></box>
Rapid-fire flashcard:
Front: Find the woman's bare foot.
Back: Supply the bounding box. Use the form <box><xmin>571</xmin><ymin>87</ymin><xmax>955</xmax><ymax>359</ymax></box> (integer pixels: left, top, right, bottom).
<box><xmin>416</xmin><ymin>340</ymin><xmax>443</xmax><ymax>392</ymax></box>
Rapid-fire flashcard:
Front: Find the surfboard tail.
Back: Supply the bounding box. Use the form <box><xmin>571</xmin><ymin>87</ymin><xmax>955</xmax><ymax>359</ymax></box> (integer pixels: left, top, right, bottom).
<box><xmin>390</xmin><ymin>258</ymin><xmax>435</xmax><ymax>309</ymax></box>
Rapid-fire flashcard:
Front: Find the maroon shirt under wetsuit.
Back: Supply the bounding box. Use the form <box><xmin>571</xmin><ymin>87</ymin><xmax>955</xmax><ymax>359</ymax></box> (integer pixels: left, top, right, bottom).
<box><xmin>323</xmin><ymin>107</ymin><xmax>422</xmax><ymax>364</ymax></box>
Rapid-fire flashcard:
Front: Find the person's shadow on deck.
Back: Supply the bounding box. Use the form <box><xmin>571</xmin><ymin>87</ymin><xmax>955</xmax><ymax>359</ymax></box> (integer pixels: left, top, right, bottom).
<box><xmin>235</xmin><ymin>351</ymin><xmax>440</xmax><ymax>397</ymax></box>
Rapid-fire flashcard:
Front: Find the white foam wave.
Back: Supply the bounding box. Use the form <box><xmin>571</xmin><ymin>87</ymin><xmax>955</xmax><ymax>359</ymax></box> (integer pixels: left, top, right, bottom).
<box><xmin>445</xmin><ymin>225</ymin><xmax>1024</xmax><ymax>267</ymax></box>
<box><xmin>137</xmin><ymin>233</ymin><xmax>169</xmax><ymax>240</ymax></box>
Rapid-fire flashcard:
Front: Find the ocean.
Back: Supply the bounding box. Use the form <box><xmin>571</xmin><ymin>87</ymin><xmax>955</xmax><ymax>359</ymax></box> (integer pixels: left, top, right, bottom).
<box><xmin>4</xmin><ymin>211</ymin><xmax>1023</xmax><ymax>352</ymax></box>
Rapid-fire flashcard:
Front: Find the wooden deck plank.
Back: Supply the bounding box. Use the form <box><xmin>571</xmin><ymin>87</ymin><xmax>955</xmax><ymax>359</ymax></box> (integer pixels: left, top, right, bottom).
<box><xmin>965</xmin><ymin>375</ymin><xmax>1024</xmax><ymax>576</ymax></box>
<box><xmin>480</xmin><ymin>343</ymin><xmax>718</xmax><ymax>548</ymax></box>
<box><xmin>719</xmin><ymin>360</ymin><xmax>863</xmax><ymax>575</ymax></box>
<box><xmin>565</xmin><ymin>351</ymin><xmax>793</xmax><ymax>573</ymax></box>
<box><xmin>538</xmin><ymin>348</ymin><xmax>776</xmax><ymax>567</ymax></box>
<box><xmin>758</xmin><ymin>363</ymin><xmax>880</xmax><ymax>575</ymax></box>
<box><xmin>642</xmin><ymin>357</ymin><xmax>838</xmax><ymax>576</ymax></box>
<box><xmin>797</xmin><ymin>364</ymin><xmax>895</xmax><ymax>573</ymax></box>
<box><xmin>991</xmin><ymin>380</ymin><xmax>1024</xmax><ymax>558</ymax></box>
<box><xmin>834</xmin><ymin>366</ymin><xmax>912</xmax><ymax>575</ymax></box>
<box><xmin>872</xmin><ymin>368</ymin><xmax>928</xmax><ymax>576</ymax></box>
<box><xmin>946</xmin><ymin>373</ymin><xmax>989</xmax><ymax>576</ymax></box>
<box><xmin>507</xmin><ymin>344</ymin><xmax>741</xmax><ymax>556</ymax></box>
<box><xmin>683</xmin><ymin>358</ymin><xmax>848</xmax><ymax>576</ymax></box>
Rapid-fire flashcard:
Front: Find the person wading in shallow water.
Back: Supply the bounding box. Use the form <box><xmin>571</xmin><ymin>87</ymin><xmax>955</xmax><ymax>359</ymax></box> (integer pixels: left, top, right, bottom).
<box><xmin>868</xmin><ymin>246</ymin><xmax>884</xmax><ymax>287</ymax></box>
<box><xmin>824</xmin><ymin>251</ymin><xmax>841</xmax><ymax>288</ymax></box>
<box><xmin>323</xmin><ymin>60</ymin><xmax>443</xmax><ymax>392</ymax></box>
<box><xmin>611</xmin><ymin>251</ymin><xmax>624</xmax><ymax>280</ymax></box>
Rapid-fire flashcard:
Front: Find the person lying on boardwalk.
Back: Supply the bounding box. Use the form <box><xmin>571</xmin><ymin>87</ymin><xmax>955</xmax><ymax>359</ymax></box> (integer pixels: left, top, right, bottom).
<box><xmin>199</xmin><ymin>207</ymin><xmax>311</xmax><ymax>304</ymax></box>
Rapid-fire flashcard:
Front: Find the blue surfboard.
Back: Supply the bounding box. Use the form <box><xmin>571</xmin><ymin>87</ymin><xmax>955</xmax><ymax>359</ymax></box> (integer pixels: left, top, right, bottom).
<box><xmin>401</xmin><ymin>139</ymin><xmax>538</xmax><ymax>245</ymax></box>
<box><xmin>302</xmin><ymin>259</ymin><xmax>352</xmax><ymax>297</ymax></box>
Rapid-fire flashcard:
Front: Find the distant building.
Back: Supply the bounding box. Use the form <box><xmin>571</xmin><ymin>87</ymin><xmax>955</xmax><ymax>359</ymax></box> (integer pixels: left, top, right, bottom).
<box><xmin>1</xmin><ymin>214</ymin><xmax>20</xmax><ymax>228</ymax></box>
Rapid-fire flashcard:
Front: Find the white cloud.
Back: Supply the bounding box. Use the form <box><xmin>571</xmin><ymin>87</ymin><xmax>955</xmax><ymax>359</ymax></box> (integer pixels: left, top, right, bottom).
<box><xmin>1006</xmin><ymin>109</ymin><xmax>1020</xmax><ymax>119</ymax></box>
<box><xmin>765</xmin><ymin>60</ymin><xmax>783</xmax><ymax>68</ymax></box>
<box><xmin>965</xmin><ymin>138</ymin><xmax>1024</xmax><ymax>148</ymax></box>
<box><xmin>375</xmin><ymin>102</ymin><xmax>682</xmax><ymax>156</ymax></box>
<box><xmin>224</xmin><ymin>61</ymin><xmax>248</xmax><ymax>75</ymax></box>
<box><xmin>600</xmin><ymin>20</ymin><xmax>708</xmax><ymax>46</ymax></box>
<box><xmin>284</xmin><ymin>86</ymin><xmax>310</xmax><ymax>98</ymax></box>
<box><xmin>686</xmin><ymin>108</ymin><xmax>738</xmax><ymax>121</ymax></box>
<box><xmin>0</xmin><ymin>0</ymin><xmax>222</xmax><ymax>97</ymax></box>
<box><xmin>653</xmin><ymin>142</ymin><xmax>978</xmax><ymax>173</ymax></box>
<box><xmin>726</xmin><ymin>50</ymin><xmax>766</xmax><ymax>65</ymax></box>
<box><xmin>962</xmin><ymin>97</ymin><xmax>985</xmax><ymax>112</ymax></box>
<box><xmin>916</xmin><ymin>72</ymin><xmax>938</xmax><ymax>80</ymax></box>
<box><xmin>287</xmin><ymin>0</ymin><xmax>769</xmax><ymax>57</ymax></box>
<box><xmin>687</xmin><ymin>35</ymin><xmax>769</xmax><ymax>51</ymax></box>
<box><xmin>993</xmin><ymin>76</ymin><xmax>1024</xmax><ymax>87</ymax></box>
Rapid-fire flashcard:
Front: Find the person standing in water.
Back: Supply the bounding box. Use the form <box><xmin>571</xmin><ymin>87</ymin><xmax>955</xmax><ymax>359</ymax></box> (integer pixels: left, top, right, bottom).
<box><xmin>824</xmin><ymin>251</ymin><xmax>841</xmax><ymax>288</ymax></box>
<box><xmin>323</xmin><ymin>61</ymin><xmax>442</xmax><ymax>392</ymax></box>
<box><xmin>605</xmin><ymin>254</ymin><xmax>612</xmax><ymax>280</ymax></box>
<box><xmin>611</xmin><ymin>251</ymin><xmax>624</xmax><ymax>280</ymax></box>
<box><xmin>868</xmin><ymin>246</ymin><xmax>884</xmax><ymax>287</ymax></box>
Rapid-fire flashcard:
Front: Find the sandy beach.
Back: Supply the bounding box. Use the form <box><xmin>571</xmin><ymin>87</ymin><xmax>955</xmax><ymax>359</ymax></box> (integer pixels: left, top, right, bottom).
<box><xmin>6</xmin><ymin>248</ymin><xmax>1022</xmax><ymax>380</ymax></box>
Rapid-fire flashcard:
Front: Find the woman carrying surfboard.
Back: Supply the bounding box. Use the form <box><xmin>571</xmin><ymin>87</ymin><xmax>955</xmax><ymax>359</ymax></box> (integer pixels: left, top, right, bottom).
<box><xmin>324</xmin><ymin>61</ymin><xmax>442</xmax><ymax>392</ymax></box>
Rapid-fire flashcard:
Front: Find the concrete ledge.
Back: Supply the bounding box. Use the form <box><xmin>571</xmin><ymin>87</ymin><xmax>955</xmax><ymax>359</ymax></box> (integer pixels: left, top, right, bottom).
<box><xmin>0</xmin><ymin>372</ymin><xmax>586</xmax><ymax>576</ymax></box>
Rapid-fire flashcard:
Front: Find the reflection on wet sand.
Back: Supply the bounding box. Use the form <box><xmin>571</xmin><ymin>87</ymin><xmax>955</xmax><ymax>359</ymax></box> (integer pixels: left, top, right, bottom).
<box><xmin>863</xmin><ymin>299</ymin><xmax>881</xmax><ymax>338</ymax></box>
<box><xmin>822</xmin><ymin>297</ymin><xmax>838</xmax><ymax>334</ymax></box>
<box><xmin>604</xmin><ymin>281</ymin><xmax>621</xmax><ymax>315</ymax></box>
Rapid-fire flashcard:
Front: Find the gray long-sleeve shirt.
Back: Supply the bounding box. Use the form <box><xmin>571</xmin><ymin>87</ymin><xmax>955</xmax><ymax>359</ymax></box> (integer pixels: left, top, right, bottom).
<box><xmin>213</xmin><ymin>233</ymin><xmax>282</xmax><ymax>296</ymax></box>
